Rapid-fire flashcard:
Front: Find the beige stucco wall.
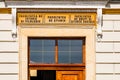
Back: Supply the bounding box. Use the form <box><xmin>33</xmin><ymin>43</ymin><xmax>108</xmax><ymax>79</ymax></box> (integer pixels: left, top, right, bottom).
<box><xmin>0</xmin><ymin>14</ymin><xmax>19</xmax><ymax>80</ymax></box>
<box><xmin>96</xmin><ymin>15</ymin><xmax>120</xmax><ymax>80</ymax></box>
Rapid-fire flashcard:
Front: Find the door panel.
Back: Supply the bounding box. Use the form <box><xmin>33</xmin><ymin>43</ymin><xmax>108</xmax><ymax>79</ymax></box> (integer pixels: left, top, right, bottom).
<box><xmin>62</xmin><ymin>75</ymin><xmax>78</xmax><ymax>80</ymax></box>
<box><xmin>57</xmin><ymin>71</ymin><xmax>83</xmax><ymax>80</ymax></box>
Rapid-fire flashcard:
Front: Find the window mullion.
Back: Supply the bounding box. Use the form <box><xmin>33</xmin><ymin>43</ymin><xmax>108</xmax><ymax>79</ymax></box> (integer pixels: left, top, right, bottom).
<box><xmin>82</xmin><ymin>40</ymin><xmax>85</xmax><ymax>64</ymax></box>
<box><xmin>55</xmin><ymin>40</ymin><xmax>58</xmax><ymax>64</ymax></box>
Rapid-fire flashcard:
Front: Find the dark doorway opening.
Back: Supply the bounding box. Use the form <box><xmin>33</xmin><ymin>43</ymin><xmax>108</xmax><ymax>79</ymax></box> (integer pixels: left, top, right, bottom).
<box><xmin>30</xmin><ymin>70</ymin><xmax>56</xmax><ymax>80</ymax></box>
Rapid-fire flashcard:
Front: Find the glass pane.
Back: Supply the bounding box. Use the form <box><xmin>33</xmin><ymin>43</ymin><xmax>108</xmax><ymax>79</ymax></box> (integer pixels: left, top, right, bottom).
<box><xmin>71</xmin><ymin>40</ymin><xmax>82</xmax><ymax>51</ymax></box>
<box><xmin>30</xmin><ymin>39</ymin><xmax>55</xmax><ymax>64</ymax></box>
<box><xmin>44</xmin><ymin>40</ymin><xmax>55</xmax><ymax>51</ymax></box>
<box><xmin>30</xmin><ymin>40</ymin><xmax>42</xmax><ymax>51</ymax></box>
<box><xmin>58</xmin><ymin>40</ymin><xmax>83</xmax><ymax>64</ymax></box>
<box><xmin>58</xmin><ymin>40</ymin><xmax>69</xmax><ymax>51</ymax></box>
<box><xmin>58</xmin><ymin>52</ymin><xmax>69</xmax><ymax>63</ymax></box>
<box><xmin>44</xmin><ymin>52</ymin><xmax>55</xmax><ymax>64</ymax></box>
<box><xmin>71</xmin><ymin>52</ymin><xmax>82</xmax><ymax>63</ymax></box>
<box><xmin>30</xmin><ymin>52</ymin><xmax>42</xmax><ymax>63</ymax></box>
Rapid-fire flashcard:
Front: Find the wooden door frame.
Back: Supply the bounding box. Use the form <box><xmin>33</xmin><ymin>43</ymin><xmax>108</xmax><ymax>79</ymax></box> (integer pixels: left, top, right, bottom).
<box><xmin>28</xmin><ymin>37</ymin><xmax>86</xmax><ymax>80</ymax></box>
<box><xmin>19</xmin><ymin>25</ymin><xmax>96</xmax><ymax>80</ymax></box>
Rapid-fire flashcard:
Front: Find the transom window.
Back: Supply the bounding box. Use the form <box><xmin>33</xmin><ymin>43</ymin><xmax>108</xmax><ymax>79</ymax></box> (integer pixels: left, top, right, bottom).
<box><xmin>29</xmin><ymin>38</ymin><xmax>85</xmax><ymax>64</ymax></box>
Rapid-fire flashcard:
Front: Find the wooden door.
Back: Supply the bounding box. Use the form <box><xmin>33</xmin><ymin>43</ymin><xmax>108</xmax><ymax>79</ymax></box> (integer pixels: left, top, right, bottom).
<box><xmin>56</xmin><ymin>71</ymin><xmax>83</xmax><ymax>80</ymax></box>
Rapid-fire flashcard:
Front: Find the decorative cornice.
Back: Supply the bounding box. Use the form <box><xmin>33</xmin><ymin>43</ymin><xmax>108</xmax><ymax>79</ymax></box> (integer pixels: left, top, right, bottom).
<box><xmin>17</xmin><ymin>8</ymin><xmax>97</xmax><ymax>13</ymax></box>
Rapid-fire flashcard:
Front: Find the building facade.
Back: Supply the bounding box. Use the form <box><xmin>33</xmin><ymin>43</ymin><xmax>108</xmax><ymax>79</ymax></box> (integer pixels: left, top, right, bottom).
<box><xmin>0</xmin><ymin>0</ymin><xmax>120</xmax><ymax>80</ymax></box>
